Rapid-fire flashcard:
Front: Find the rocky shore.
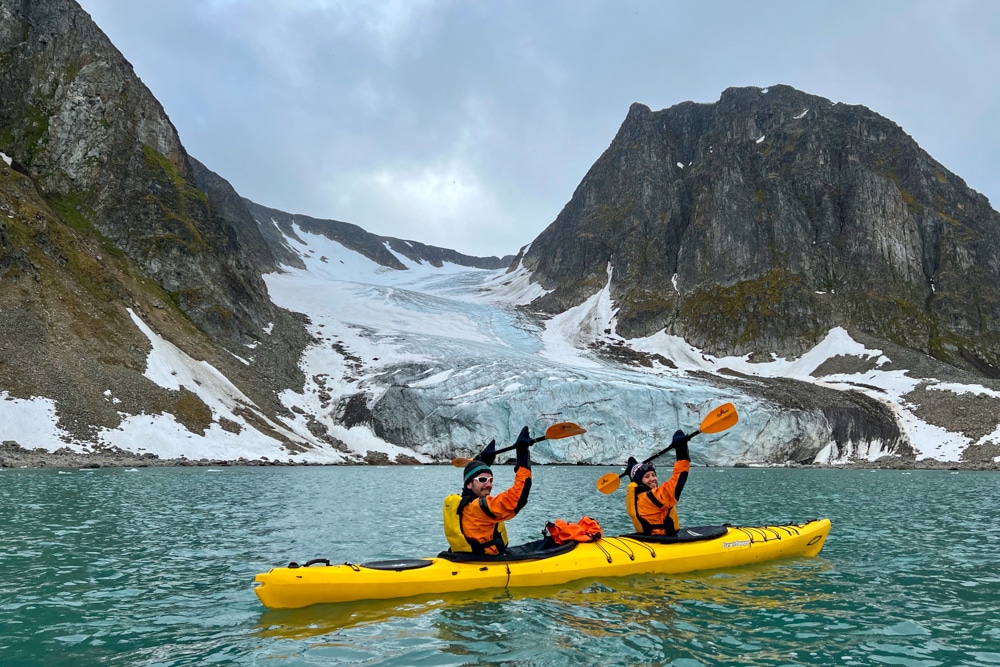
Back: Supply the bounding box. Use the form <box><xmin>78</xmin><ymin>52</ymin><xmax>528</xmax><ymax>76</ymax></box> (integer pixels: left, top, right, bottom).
<box><xmin>0</xmin><ymin>441</ymin><xmax>327</xmax><ymax>469</ymax></box>
<box><xmin>737</xmin><ymin>459</ymin><xmax>1000</xmax><ymax>471</ymax></box>
<box><xmin>2</xmin><ymin>440</ymin><xmax>996</xmax><ymax>470</ymax></box>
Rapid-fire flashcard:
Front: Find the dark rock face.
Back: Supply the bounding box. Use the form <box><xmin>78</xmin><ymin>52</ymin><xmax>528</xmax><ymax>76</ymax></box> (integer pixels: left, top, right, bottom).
<box><xmin>0</xmin><ymin>0</ymin><xmax>313</xmax><ymax>447</ymax></box>
<box><xmin>186</xmin><ymin>157</ymin><xmax>279</xmax><ymax>276</ymax></box>
<box><xmin>0</xmin><ymin>0</ymin><xmax>280</xmax><ymax>346</ymax></box>
<box><xmin>521</xmin><ymin>85</ymin><xmax>1000</xmax><ymax>375</ymax></box>
<box><xmin>245</xmin><ymin>200</ymin><xmax>514</xmax><ymax>271</ymax></box>
<box><xmin>709</xmin><ymin>370</ymin><xmax>910</xmax><ymax>463</ymax></box>
<box><xmin>0</xmin><ymin>151</ymin><xmax>311</xmax><ymax>446</ymax></box>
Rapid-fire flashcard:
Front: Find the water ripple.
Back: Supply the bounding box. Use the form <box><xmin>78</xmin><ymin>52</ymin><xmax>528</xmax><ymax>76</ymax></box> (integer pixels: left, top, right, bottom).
<box><xmin>2</xmin><ymin>467</ymin><xmax>999</xmax><ymax>665</ymax></box>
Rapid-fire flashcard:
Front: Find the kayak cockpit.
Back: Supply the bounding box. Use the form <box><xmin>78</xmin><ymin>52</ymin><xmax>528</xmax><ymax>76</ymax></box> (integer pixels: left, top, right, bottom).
<box><xmin>357</xmin><ymin>559</ymin><xmax>435</xmax><ymax>571</ymax></box>
<box><xmin>284</xmin><ymin>558</ymin><xmax>435</xmax><ymax>572</ymax></box>
<box><xmin>619</xmin><ymin>525</ymin><xmax>729</xmax><ymax>544</ymax></box>
<box><xmin>437</xmin><ymin>537</ymin><xmax>577</xmax><ymax>563</ymax></box>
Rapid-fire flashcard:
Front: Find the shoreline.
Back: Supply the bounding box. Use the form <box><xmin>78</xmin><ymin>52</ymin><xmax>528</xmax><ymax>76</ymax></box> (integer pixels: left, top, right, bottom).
<box><xmin>2</xmin><ymin>442</ymin><xmax>997</xmax><ymax>471</ymax></box>
<box><xmin>0</xmin><ymin>442</ymin><xmax>350</xmax><ymax>469</ymax></box>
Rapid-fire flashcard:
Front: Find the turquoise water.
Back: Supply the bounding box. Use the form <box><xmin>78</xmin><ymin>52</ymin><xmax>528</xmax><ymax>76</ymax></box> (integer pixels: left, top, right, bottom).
<box><xmin>2</xmin><ymin>465</ymin><xmax>999</xmax><ymax>666</ymax></box>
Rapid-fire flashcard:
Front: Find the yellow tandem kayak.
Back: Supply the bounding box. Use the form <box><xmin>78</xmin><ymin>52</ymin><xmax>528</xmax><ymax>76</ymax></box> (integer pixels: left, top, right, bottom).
<box><xmin>253</xmin><ymin>519</ymin><xmax>831</xmax><ymax>609</ymax></box>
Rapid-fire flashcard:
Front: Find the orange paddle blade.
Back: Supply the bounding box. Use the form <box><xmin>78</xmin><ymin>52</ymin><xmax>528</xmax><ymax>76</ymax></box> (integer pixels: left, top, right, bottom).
<box><xmin>596</xmin><ymin>472</ymin><xmax>621</xmax><ymax>494</ymax></box>
<box><xmin>700</xmin><ymin>402</ymin><xmax>738</xmax><ymax>434</ymax></box>
<box><xmin>545</xmin><ymin>422</ymin><xmax>586</xmax><ymax>439</ymax></box>
<box><xmin>451</xmin><ymin>456</ymin><xmax>473</xmax><ymax>468</ymax></box>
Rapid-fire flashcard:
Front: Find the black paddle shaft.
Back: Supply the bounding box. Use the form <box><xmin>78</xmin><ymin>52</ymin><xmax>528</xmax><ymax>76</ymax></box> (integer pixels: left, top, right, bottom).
<box><xmin>489</xmin><ymin>434</ymin><xmax>547</xmax><ymax>457</ymax></box>
<box><xmin>616</xmin><ymin>429</ymin><xmax>699</xmax><ymax>480</ymax></box>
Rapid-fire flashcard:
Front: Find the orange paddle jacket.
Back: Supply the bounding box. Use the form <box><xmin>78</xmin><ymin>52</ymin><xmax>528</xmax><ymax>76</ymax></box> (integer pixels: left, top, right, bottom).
<box><xmin>627</xmin><ymin>458</ymin><xmax>690</xmax><ymax>535</ymax></box>
<box><xmin>460</xmin><ymin>466</ymin><xmax>532</xmax><ymax>555</ymax></box>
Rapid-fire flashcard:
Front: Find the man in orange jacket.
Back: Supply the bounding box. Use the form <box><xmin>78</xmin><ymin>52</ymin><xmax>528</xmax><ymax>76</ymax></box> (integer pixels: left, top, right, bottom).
<box><xmin>448</xmin><ymin>427</ymin><xmax>533</xmax><ymax>555</ymax></box>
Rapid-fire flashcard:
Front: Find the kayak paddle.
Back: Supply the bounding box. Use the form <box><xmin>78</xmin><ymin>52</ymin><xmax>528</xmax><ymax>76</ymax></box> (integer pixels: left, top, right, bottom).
<box><xmin>451</xmin><ymin>421</ymin><xmax>586</xmax><ymax>467</ymax></box>
<box><xmin>596</xmin><ymin>402</ymin><xmax>738</xmax><ymax>494</ymax></box>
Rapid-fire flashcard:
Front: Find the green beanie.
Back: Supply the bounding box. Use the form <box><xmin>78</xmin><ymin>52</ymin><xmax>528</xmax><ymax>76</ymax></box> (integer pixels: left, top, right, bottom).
<box><xmin>463</xmin><ymin>460</ymin><xmax>492</xmax><ymax>485</ymax></box>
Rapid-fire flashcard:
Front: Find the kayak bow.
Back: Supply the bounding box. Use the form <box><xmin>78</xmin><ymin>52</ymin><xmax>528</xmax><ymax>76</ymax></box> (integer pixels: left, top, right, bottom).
<box><xmin>253</xmin><ymin>518</ymin><xmax>831</xmax><ymax>609</ymax></box>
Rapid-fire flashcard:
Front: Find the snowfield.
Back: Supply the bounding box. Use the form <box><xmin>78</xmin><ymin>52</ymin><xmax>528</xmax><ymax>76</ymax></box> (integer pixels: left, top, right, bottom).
<box><xmin>4</xmin><ymin>221</ymin><xmax>999</xmax><ymax>466</ymax></box>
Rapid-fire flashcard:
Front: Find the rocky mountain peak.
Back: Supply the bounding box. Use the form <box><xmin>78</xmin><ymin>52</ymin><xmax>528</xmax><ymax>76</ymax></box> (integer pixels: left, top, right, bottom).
<box><xmin>521</xmin><ymin>84</ymin><xmax>1000</xmax><ymax>376</ymax></box>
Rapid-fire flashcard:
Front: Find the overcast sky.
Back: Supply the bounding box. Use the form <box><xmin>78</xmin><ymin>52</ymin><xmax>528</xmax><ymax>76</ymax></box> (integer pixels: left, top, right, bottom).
<box><xmin>75</xmin><ymin>0</ymin><xmax>999</xmax><ymax>258</ymax></box>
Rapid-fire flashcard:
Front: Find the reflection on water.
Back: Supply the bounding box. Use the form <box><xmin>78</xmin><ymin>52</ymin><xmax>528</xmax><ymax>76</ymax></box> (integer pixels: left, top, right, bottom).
<box><xmin>2</xmin><ymin>466</ymin><xmax>999</xmax><ymax>666</ymax></box>
<box><xmin>256</xmin><ymin>559</ymin><xmax>837</xmax><ymax>641</ymax></box>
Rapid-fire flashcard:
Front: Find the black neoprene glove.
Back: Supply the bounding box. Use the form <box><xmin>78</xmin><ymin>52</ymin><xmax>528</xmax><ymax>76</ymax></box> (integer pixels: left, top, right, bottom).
<box><xmin>624</xmin><ymin>455</ymin><xmax>639</xmax><ymax>478</ymax></box>
<box><xmin>478</xmin><ymin>439</ymin><xmax>497</xmax><ymax>466</ymax></box>
<box><xmin>672</xmin><ymin>429</ymin><xmax>690</xmax><ymax>462</ymax></box>
<box><xmin>514</xmin><ymin>426</ymin><xmax>532</xmax><ymax>470</ymax></box>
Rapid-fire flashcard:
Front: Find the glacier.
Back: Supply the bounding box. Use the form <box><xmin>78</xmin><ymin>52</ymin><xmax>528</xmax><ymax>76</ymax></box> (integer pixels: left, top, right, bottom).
<box><xmin>260</xmin><ymin>220</ymin><xmax>983</xmax><ymax>466</ymax></box>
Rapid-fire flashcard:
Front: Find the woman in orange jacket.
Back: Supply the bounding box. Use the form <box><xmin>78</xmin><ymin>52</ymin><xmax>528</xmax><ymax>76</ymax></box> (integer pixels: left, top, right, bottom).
<box><xmin>624</xmin><ymin>430</ymin><xmax>690</xmax><ymax>536</ymax></box>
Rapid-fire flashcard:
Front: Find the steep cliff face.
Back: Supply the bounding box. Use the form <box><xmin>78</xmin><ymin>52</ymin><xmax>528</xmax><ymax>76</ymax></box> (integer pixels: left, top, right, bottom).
<box><xmin>0</xmin><ymin>0</ymin><xmax>315</xmax><ymax>449</ymax></box>
<box><xmin>0</xmin><ymin>0</ymin><xmax>280</xmax><ymax>346</ymax></box>
<box><xmin>520</xmin><ymin>85</ymin><xmax>1000</xmax><ymax>374</ymax></box>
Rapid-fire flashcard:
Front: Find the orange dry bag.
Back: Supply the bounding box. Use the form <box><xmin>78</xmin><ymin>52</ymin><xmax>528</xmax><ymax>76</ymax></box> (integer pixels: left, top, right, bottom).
<box><xmin>544</xmin><ymin>516</ymin><xmax>603</xmax><ymax>545</ymax></box>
